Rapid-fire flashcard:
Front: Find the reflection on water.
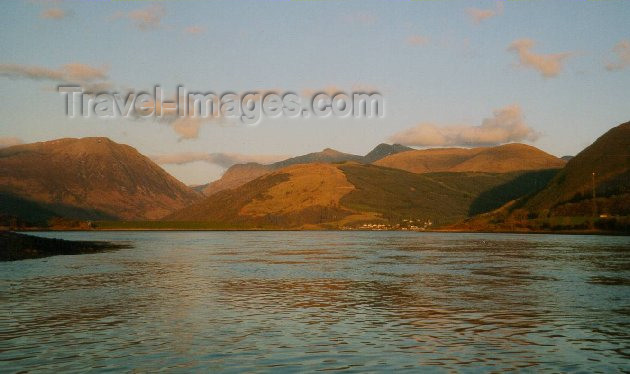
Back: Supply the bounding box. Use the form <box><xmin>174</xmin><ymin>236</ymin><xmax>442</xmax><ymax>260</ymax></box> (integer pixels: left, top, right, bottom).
<box><xmin>1</xmin><ymin>232</ymin><xmax>629</xmax><ymax>372</ymax></box>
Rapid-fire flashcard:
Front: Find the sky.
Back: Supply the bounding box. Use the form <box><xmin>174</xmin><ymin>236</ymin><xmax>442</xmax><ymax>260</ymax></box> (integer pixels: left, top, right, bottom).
<box><xmin>1</xmin><ymin>0</ymin><xmax>629</xmax><ymax>185</ymax></box>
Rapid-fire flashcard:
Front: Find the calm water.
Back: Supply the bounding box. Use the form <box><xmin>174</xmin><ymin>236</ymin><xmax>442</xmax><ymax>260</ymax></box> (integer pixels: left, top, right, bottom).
<box><xmin>1</xmin><ymin>232</ymin><xmax>629</xmax><ymax>372</ymax></box>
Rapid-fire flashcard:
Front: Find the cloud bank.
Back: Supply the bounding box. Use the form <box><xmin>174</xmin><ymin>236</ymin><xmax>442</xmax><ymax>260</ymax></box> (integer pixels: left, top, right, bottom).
<box><xmin>184</xmin><ymin>26</ymin><xmax>204</xmax><ymax>35</ymax></box>
<box><xmin>113</xmin><ymin>4</ymin><xmax>165</xmax><ymax>31</ymax></box>
<box><xmin>406</xmin><ymin>35</ymin><xmax>429</xmax><ymax>46</ymax></box>
<box><xmin>41</xmin><ymin>8</ymin><xmax>67</xmax><ymax>20</ymax></box>
<box><xmin>172</xmin><ymin>117</ymin><xmax>203</xmax><ymax>141</ymax></box>
<box><xmin>389</xmin><ymin>105</ymin><xmax>539</xmax><ymax>147</ymax></box>
<box><xmin>0</xmin><ymin>62</ymin><xmax>111</xmax><ymax>92</ymax></box>
<box><xmin>508</xmin><ymin>39</ymin><xmax>572</xmax><ymax>78</ymax></box>
<box><xmin>467</xmin><ymin>2</ymin><xmax>503</xmax><ymax>24</ymax></box>
<box><xmin>0</xmin><ymin>63</ymin><xmax>107</xmax><ymax>82</ymax></box>
<box><xmin>151</xmin><ymin>152</ymin><xmax>288</xmax><ymax>168</ymax></box>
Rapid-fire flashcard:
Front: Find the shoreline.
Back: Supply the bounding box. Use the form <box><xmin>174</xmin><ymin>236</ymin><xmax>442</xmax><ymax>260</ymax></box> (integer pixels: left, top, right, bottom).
<box><xmin>0</xmin><ymin>231</ymin><xmax>131</xmax><ymax>261</ymax></box>
<box><xmin>5</xmin><ymin>228</ymin><xmax>628</xmax><ymax>236</ymax></box>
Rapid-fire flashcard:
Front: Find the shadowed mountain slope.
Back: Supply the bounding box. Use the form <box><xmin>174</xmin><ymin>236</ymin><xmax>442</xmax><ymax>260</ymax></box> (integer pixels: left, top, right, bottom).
<box><xmin>201</xmin><ymin>142</ymin><xmax>558</xmax><ymax>197</ymax></box>
<box><xmin>169</xmin><ymin>162</ymin><xmax>558</xmax><ymax>229</ymax></box>
<box><xmin>450</xmin><ymin>122</ymin><xmax>630</xmax><ymax>232</ymax></box>
<box><xmin>202</xmin><ymin>163</ymin><xmax>274</xmax><ymax>197</ymax></box>
<box><xmin>0</xmin><ymin>137</ymin><xmax>200</xmax><ymax>223</ymax></box>
<box><xmin>201</xmin><ymin>144</ymin><xmax>412</xmax><ymax>196</ymax></box>
<box><xmin>522</xmin><ymin>121</ymin><xmax>630</xmax><ymax>217</ymax></box>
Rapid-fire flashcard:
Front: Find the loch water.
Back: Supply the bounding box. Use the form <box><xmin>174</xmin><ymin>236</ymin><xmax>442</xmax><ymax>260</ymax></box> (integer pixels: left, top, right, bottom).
<box><xmin>1</xmin><ymin>231</ymin><xmax>629</xmax><ymax>372</ymax></box>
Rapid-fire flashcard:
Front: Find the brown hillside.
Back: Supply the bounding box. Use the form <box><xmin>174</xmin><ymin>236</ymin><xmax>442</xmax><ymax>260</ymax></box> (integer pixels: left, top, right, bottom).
<box><xmin>202</xmin><ymin>163</ymin><xmax>272</xmax><ymax>196</ymax></box>
<box><xmin>523</xmin><ymin>121</ymin><xmax>630</xmax><ymax>216</ymax></box>
<box><xmin>0</xmin><ymin>137</ymin><xmax>200</xmax><ymax>221</ymax></box>
<box><xmin>169</xmin><ymin>163</ymin><xmax>355</xmax><ymax>227</ymax></box>
<box><xmin>201</xmin><ymin>144</ymin><xmax>406</xmax><ymax>197</ymax></box>
<box><xmin>450</xmin><ymin>122</ymin><xmax>630</xmax><ymax>233</ymax></box>
<box><xmin>374</xmin><ymin>143</ymin><xmax>565</xmax><ymax>174</ymax></box>
<box><xmin>168</xmin><ymin>162</ymin><xmax>559</xmax><ymax>229</ymax></box>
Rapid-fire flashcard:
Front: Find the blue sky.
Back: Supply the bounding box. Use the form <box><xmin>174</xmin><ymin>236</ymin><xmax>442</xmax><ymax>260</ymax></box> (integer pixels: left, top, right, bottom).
<box><xmin>1</xmin><ymin>0</ymin><xmax>629</xmax><ymax>184</ymax></box>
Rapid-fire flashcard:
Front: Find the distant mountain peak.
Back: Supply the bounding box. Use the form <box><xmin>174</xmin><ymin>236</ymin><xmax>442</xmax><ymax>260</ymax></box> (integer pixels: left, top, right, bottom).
<box><xmin>363</xmin><ymin>143</ymin><xmax>413</xmax><ymax>163</ymax></box>
<box><xmin>374</xmin><ymin>143</ymin><xmax>565</xmax><ymax>174</ymax></box>
<box><xmin>321</xmin><ymin>147</ymin><xmax>342</xmax><ymax>155</ymax></box>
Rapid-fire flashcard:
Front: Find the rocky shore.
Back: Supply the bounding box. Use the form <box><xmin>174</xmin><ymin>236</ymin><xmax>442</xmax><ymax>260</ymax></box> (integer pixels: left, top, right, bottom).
<box><xmin>0</xmin><ymin>231</ymin><xmax>130</xmax><ymax>261</ymax></box>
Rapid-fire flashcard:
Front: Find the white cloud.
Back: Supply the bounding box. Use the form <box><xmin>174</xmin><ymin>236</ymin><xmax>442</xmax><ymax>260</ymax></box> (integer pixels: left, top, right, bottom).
<box><xmin>605</xmin><ymin>40</ymin><xmax>630</xmax><ymax>71</ymax></box>
<box><xmin>508</xmin><ymin>39</ymin><xmax>572</xmax><ymax>78</ymax></box>
<box><xmin>467</xmin><ymin>2</ymin><xmax>503</xmax><ymax>24</ymax></box>
<box><xmin>172</xmin><ymin>117</ymin><xmax>203</xmax><ymax>141</ymax></box>
<box><xmin>0</xmin><ymin>62</ymin><xmax>109</xmax><ymax>84</ymax></box>
<box><xmin>130</xmin><ymin>93</ymin><xmax>236</xmax><ymax>141</ymax></box>
<box><xmin>150</xmin><ymin>152</ymin><xmax>288</xmax><ymax>168</ymax></box>
<box><xmin>0</xmin><ymin>62</ymin><xmax>112</xmax><ymax>94</ymax></box>
<box><xmin>406</xmin><ymin>35</ymin><xmax>429</xmax><ymax>46</ymax></box>
<box><xmin>389</xmin><ymin>105</ymin><xmax>540</xmax><ymax>147</ymax></box>
<box><xmin>41</xmin><ymin>7</ymin><xmax>67</xmax><ymax>20</ymax></box>
<box><xmin>184</xmin><ymin>26</ymin><xmax>204</xmax><ymax>35</ymax></box>
<box><xmin>113</xmin><ymin>4</ymin><xmax>165</xmax><ymax>31</ymax></box>
<box><xmin>62</xmin><ymin>63</ymin><xmax>108</xmax><ymax>82</ymax></box>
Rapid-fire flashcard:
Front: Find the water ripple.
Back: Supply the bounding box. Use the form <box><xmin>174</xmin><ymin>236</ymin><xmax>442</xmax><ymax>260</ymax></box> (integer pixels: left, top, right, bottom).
<box><xmin>1</xmin><ymin>231</ymin><xmax>629</xmax><ymax>372</ymax></box>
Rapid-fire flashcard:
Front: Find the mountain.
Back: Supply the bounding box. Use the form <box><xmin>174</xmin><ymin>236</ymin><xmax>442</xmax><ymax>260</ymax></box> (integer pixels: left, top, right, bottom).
<box><xmin>273</xmin><ymin>148</ymin><xmax>363</xmax><ymax>168</ymax></box>
<box><xmin>521</xmin><ymin>121</ymin><xmax>630</xmax><ymax>217</ymax></box>
<box><xmin>362</xmin><ymin>143</ymin><xmax>413</xmax><ymax>163</ymax></box>
<box><xmin>202</xmin><ymin>163</ymin><xmax>273</xmax><ymax>197</ymax></box>
<box><xmin>173</xmin><ymin>164</ymin><xmax>353</xmax><ymax>228</ymax></box>
<box><xmin>452</xmin><ymin>122</ymin><xmax>630</xmax><ymax>232</ymax></box>
<box><xmin>0</xmin><ymin>137</ymin><xmax>200</xmax><ymax>224</ymax></box>
<box><xmin>374</xmin><ymin>143</ymin><xmax>566</xmax><ymax>174</ymax></box>
<box><xmin>168</xmin><ymin>162</ymin><xmax>558</xmax><ymax>229</ymax></box>
<box><xmin>201</xmin><ymin>144</ymin><xmax>411</xmax><ymax>196</ymax></box>
<box><xmin>190</xmin><ymin>184</ymin><xmax>210</xmax><ymax>193</ymax></box>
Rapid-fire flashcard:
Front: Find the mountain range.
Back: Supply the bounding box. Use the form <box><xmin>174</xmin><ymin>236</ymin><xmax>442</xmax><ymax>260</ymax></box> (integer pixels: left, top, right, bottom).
<box><xmin>200</xmin><ymin>144</ymin><xmax>412</xmax><ymax>196</ymax></box>
<box><xmin>453</xmin><ymin>121</ymin><xmax>630</xmax><ymax>232</ymax></box>
<box><xmin>1</xmin><ymin>121</ymin><xmax>628</xmax><ymax>232</ymax></box>
<box><xmin>168</xmin><ymin>163</ymin><xmax>559</xmax><ymax>229</ymax></box>
<box><xmin>374</xmin><ymin>143</ymin><xmax>565</xmax><ymax>174</ymax></box>
<box><xmin>200</xmin><ymin>142</ymin><xmax>564</xmax><ymax>197</ymax></box>
<box><xmin>523</xmin><ymin>122</ymin><xmax>629</xmax><ymax>216</ymax></box>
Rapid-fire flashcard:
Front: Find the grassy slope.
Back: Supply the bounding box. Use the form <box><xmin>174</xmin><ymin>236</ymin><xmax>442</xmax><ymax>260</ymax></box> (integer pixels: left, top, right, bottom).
<box><xmin>523</xmin><ymin>122</ymin><xmax>630</xmax><ymax>216</ymax></box>
<box><xmin>201</xmin><ymin>144</ymin><xmax>411</xmax><ymax>197</ymax></box>
<box><xmin>339</xmin><ymin>164</ymin><xmax>559</xmax><ymax>226</ymax></box>
<box><xmin>374</xmin><ymin>143</ymin><xmax>565</xmax><ymax>174</ymax></box>
<box><xmin>96</xmin><ymin>163</ymin><xmax>560</xmax><ymax>230</ymax></box>
<box><xmin>449</xmin><ymin>122</ymin><xmax>630</xmax><ymax>233</ymax></box>
<box><xmin>168</xmin><ymin>164</ymin><xmax>355</xmax><ymax>229</ymax></box>
<box><xmin>166</xmin><ymin>172</ymin><xmax>291</xmax><ymax>227</ymax></box>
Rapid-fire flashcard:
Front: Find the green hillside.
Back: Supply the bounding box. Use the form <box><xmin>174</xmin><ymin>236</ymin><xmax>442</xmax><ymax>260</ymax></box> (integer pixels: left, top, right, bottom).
<box><xmin>164</xmin><ymin>162</ymin><xmax>559</xmax><ymax>229</ymax></box>
<box><xmin>523</xmin><ymin>121</ymin><xmax>630</xmax><ymax>217</ymax></box>
<box><xmin>339</xmin><ymin>164</ymin><xmax>558</xmax><ymax>226</ymax></box>
<box><xmin>452</xmin><ymin>122</ymin><xmax>630</xmax><ymax>233</ymax></box>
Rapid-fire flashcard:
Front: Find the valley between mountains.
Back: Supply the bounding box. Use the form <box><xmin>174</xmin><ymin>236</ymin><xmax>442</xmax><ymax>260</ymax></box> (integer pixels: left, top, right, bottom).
<box><xmin>1</xmin><ymin>122</ymin><xmax>628</xmax><ymax>232</ymax></box>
